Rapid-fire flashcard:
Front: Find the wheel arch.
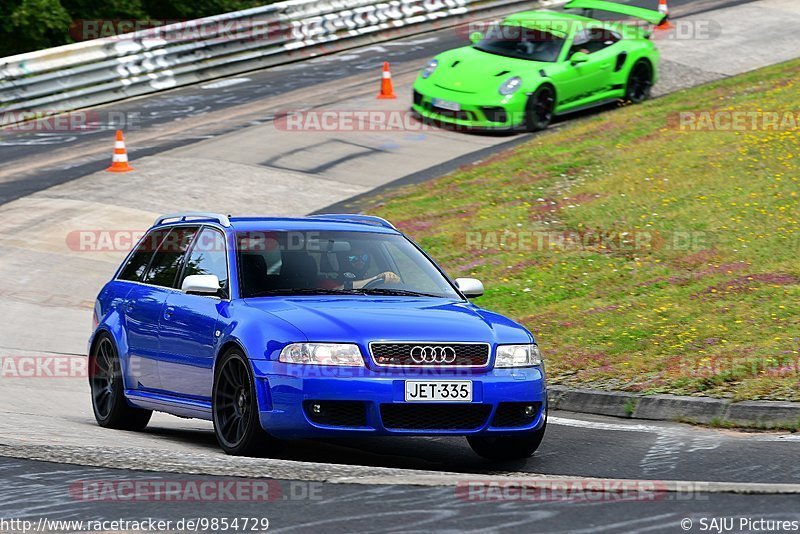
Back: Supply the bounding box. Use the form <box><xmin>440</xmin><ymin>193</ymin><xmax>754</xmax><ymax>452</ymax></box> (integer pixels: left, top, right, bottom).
<box><xmin>214</xmin><ymin>338</ymin><xmax>250</xmax><ymax>377</ymax></box>
<box><xmin>527</xmin><ymin>81</ymin><xmax>557</xmax><ymax>103</ymax></box>
<box><xmin>627</xmin><ymin>56</ymin><xmax>654</xmax><ymax>81</ymax></box>
<box><xmin>211</xmin><ymin>337</ymin><xmax>275</xmax><ymax>435</ymax></box>
<box><xmin>89</xmin><ymin>322</ymin><xmax>132</xmax><ymax>387</ymax></box>
<box><xmin>523</xmin><ymin>82</ymin><xmax>557</xmax><ymax>131</ymax></box>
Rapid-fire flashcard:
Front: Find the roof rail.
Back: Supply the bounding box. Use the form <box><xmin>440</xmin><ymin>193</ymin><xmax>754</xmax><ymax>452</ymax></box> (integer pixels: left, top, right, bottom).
<box><xmin>154</xmin><ymin>212</ymin><xmax>231</xmax><ymax>228</ymax></box>
<box><xmin>308</xmin><ymin>213</ymin><xmax>396</xmax><ymax>230</ymax></box>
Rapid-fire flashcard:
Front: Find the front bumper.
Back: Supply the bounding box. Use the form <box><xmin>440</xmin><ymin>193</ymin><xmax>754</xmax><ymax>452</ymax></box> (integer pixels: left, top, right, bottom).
<box><xmin>252</xmin><ymin>360</ymin><xmax>546</xmax><ymax>438</ymax></box>
<box><xmin>411</xmin><ymin>83</ymin><xmax>528</xmax><ymax>131</ymax></box>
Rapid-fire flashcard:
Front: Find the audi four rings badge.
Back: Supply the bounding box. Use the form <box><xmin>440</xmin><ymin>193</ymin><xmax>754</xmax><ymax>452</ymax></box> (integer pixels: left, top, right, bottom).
<box><xmin>410</xmin><ymin>345</ymin><xmax>457</xmax><ymax>364</ymax></box>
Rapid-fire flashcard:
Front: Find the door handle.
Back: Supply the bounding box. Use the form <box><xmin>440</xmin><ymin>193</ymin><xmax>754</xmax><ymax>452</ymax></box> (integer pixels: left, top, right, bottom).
<box><xmin>163</xmin><ymin>306</ymin><xmax>175</xmax><ymax>320</ymax></box>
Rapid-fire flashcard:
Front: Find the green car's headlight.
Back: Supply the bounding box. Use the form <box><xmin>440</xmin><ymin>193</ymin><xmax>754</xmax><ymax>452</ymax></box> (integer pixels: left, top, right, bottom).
<box><xmin>498</xmin><ymin>76</ymin><xmax>522</xmax><ymax>96</ymax></box>
<box><xmin>279</xmin><ymin>343</ymin><xmax>365</xmax><ymax>367</ymax></box>
<box><xmin>495</xmin><ymin>344</ymin><xmax>543</xmax><ymax>368</ymax></box>
<box><xmin>421</xmin><ymin>59</ymin><xmax>438</xmax><ymax>79</ymax></box>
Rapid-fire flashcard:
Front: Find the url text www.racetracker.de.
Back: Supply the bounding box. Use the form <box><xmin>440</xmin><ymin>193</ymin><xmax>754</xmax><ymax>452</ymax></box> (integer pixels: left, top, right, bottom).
<box><xmin>0</xmin><ymin>516</ymin><xmax>270</xmax><ymax>533</ymax></box>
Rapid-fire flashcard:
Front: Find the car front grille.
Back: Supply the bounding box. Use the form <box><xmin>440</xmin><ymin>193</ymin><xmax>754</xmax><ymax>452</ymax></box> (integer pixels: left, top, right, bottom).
<box><xmin>429</xmin><ymin>106</ymin><xmax>474</xmax><ymax>121</ymax></box>
<box><xmin>481</xmin><ymin>106</ymin><xmax>507</xmax><ymax>123</ymax></box>
<box><xmin>380</xmin><ymin>403</ymin><xmax>492</xmax><ymax>430</ymax></box>
<box><xmin>303</xmin><ymin>401</ymin><xmax>367</xmax><ymax>427</ymax></box>
<box><xmin>370</xmin><ymin>343</ymin><xmax>490</xmax><ymax>367</ymax></box>
<box><xmin>491</xmin><ymin>402</ymin><xmax>542</xmax><ymax>428</ymax></box>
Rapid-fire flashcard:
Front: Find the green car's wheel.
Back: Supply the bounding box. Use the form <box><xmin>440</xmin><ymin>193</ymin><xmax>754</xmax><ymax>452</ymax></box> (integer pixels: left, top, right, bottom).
<box><xmin>89</xmin><ymin>334</ymin><xmax>152</xmax><ymax>430</ymax></box>
<box><xmin>467</xmin><ymin>421</ymin><xmax>547</xmax><ymax>460</ymax></box>
<box><xmin>625</xmin><ymin>60</ymin><xmax>653</xmax><ymax>104</ymax></box>
<box><xmin>524</xmin><ymin>85</ymin><xmax>555</xmax><ymax>132</ymax></box>
<box><xmin>213</xmin><ymin>349</ymin><xmax>283</xmax><ymax>456</ymax></box>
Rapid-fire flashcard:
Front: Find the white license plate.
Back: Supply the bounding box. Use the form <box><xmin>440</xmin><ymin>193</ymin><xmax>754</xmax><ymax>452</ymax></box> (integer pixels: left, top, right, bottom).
<box><xmin>431</xmin><ymin>98</ymin><xmax>461</xmax><ymax>112</ymax></box>
<box><xmin>404</xmin><ymin>380</ymin><xmax>472</xmax><ymax>402</ymax></box>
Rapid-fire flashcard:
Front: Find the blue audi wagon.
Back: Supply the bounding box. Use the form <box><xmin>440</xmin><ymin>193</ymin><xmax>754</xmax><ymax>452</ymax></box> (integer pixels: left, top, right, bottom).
<box><xmin>89</xmin><ymin>212</ymin><xmax>547</xmax><ymax>458</ymax></box>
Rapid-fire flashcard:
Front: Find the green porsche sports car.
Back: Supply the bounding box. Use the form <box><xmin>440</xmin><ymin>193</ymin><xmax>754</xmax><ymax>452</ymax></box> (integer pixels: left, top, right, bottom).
<box><xmin>412</xmin><ymin>0</ymin><xmax>666</xmax><ymax>131</ymax></box>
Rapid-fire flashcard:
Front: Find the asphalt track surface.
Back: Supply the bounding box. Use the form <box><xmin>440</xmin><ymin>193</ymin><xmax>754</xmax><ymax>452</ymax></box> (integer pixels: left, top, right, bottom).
<box><xmin>1</xmin><ymin>456</ymin><xmax>799</xmax><ymax>534</ymax></box>
<box><xmin>2</xmin><ymin>411</ymin><xmax>800</xmax><ymax>533</ymax></box>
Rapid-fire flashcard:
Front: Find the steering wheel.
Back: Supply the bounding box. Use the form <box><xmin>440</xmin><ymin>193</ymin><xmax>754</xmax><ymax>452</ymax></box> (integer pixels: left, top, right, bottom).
<box><xmin>361</xmin><ymin>276</ymin><xmax>386</xmax><ymax>290</ymax></box>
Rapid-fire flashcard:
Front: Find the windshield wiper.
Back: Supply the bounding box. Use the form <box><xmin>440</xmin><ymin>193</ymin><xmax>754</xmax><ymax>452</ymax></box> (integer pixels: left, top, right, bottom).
<box><xmin>360</xmin><ymin>288</ymin><xmax>442</xmax><ymax>298</ymax></box>
<box><xmin>246</xmin><ymin>288</ymin><xmax>365</xmax><ymax>297</ymax></box>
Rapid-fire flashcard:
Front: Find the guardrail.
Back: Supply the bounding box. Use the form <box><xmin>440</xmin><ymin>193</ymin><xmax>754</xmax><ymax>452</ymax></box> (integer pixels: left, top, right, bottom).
<box><xmin>0</xmin><ymin>0</ymin><xmax>536</xmax><ymax>126</ymax></box>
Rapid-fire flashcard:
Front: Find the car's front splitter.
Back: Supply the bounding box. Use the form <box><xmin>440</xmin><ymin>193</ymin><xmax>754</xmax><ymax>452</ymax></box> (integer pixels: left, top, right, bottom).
<box><xmin>251</xmin><ymin>361</ymin><xmax>546</xmax><ymax>439</ymax></box>
<box><xmin>411</xmin><ymin>86</ymin><xmax>528</xmax><ymax>131</ymax></box>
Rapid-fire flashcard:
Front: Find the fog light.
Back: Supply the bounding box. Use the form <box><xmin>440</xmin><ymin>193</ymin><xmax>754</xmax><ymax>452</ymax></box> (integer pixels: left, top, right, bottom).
<box><xmin>312</xmin><ymin>403</ymin><xmax>322</xmax><ymax>414</ymax></box>
<box><xmin>523</xmin><ymin>405</ymin><xmax>536</xmax><ymax>418</ymax></box>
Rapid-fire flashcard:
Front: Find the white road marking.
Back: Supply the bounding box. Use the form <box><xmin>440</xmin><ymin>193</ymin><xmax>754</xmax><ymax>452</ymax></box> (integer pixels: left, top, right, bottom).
<box><xmin>550</xmin><ymin>416</ymin><xmax>800</xmax><ymax>442</ymax></box>
<box><xmin>640</xmin><ymin>433</ymin><xmax>686</xmax><ymax>475</ymax></box>
<box><xmin>201</xmin><ymin>78</ymin><xmax>251</xmax><ymax>89</ymax></box>
<box><xmin>550</xmin><ymin>416</ymin><xmax>663</xmax><ymax>433</ymax></box>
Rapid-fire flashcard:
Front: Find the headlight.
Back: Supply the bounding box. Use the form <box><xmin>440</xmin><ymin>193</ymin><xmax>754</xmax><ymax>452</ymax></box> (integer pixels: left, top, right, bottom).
<box><xmin>495</xmin><ymin>344</ymin><xmax>542</xmax><ymax>368</ymax></box>
<box><xmin>498</xmin><ymin>76</ymin><xmax>522</xmax><ymax>96</ymax></box>
<box><xmin>421</xmin><ymin>59</ymin><xmax>438</xmax><ymax>79</ymax></box>
<box><xmin>279</xmin><ymin>343</ymin><xmax>365</xmax><ymax>366</ymax></box>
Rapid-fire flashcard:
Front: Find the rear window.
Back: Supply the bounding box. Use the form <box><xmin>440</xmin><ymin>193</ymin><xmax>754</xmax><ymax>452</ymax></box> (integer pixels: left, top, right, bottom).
<box><xmin>118</xmin><ymin>229</ymin><xmax>167</xmax><ymax>282</ymax></box>
<box><xmin>141</xmin><ymin>226</ymin><xmax>200</xmax><ymax>288</ymax></box>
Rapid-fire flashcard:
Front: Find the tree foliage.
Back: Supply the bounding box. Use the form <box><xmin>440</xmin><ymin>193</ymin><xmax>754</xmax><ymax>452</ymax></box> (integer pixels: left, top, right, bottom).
<box><xmin>0</xmin><ymin>0</ymin><xmax>270</xmax><ymax>57</ymax></box>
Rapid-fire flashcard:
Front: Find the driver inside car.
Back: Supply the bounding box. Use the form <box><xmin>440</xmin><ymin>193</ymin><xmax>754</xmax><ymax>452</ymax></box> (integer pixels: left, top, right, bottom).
<box><xmin>319</xmin><ymin>248</ymin><xmax>400</xmax><ymax>289</ymax></box>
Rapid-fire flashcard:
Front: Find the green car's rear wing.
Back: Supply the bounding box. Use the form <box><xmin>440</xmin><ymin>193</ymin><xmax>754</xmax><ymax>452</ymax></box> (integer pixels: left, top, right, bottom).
<box><xmin>563</xmin><ymin>0</ymin><xmax>668</xmax><ymax>26</ymax></box>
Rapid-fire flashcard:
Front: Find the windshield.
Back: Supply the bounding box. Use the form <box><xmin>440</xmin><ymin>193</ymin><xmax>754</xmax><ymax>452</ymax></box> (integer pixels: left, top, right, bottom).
<box><xmin>236</xmin><ymin>230</ymin><xmax>461</xmax><ymax>299</ymax></box>
<box><xmin>474</xmin><ymin>26</ymin><xmax>564</xmax><ymax>62</ymax></box>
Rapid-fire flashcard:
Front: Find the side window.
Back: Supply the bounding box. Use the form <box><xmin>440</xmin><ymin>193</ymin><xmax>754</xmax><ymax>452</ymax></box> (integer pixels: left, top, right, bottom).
<box><xmin>142</xmin><ymin>226</ymin><xmax>199</xmax><ymax>288</ymax></box>
<box><xmin>118</xmin><ymin>229</ymin><xmax>167</xmax><ymax>282</ymax></box>
<box><xmin>569</xmin><ymin>29</ymin><xmax>590</xmax><ymax>57</ymax></box>
<box><xmin>237</xmin><ymin>235</ymin><xmax>284</xmax><ymax>297</ymax></box>
<box><xmin>570</xmin><ymin>29</ymin><xmax>618</xmax><ymax>56</ymax></box>
<box><xmin>181</xmin><ymin>228</ymin><xmax>229</xmax><ymax>297</ymax></box>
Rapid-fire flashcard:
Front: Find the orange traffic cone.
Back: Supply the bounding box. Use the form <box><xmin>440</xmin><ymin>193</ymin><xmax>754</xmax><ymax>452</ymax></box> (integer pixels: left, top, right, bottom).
<box><xmin>656</xmin><ymin>0</ymin><xmax>672</xmax><ymax>30</ymax></box>
<box><xmin>377</xmin><ymin>62</ymin><xmax>397</xmax><ymax>99</ymax></box>
<box><xmin>106</xmin><ymin>130</ymin><xmax>134</xmax><ymax>172</ymax></box>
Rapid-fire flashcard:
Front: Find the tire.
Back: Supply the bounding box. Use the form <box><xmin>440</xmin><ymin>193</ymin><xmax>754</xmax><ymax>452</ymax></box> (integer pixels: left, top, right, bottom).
<box><xmin>625</xmin><ymin>60</ymin><xmax>653</xmax><ymax>104</ymax></box>
<box><xmin>467</xmin><ymin>421</ymin><xmax>547</xmax><ymax>460</ymax></box>
<box><xmin>212</xmin><ymin>349</ymin><xmax>282</xmax><ymax>456</ymax></box>
<box><xmin>524</xmin><ymin>85</ymin><xmax>556</xmax><ymax>132</ymax></box>
<box><xmin>89</xmin><ymin>334</ymin><xmax>152</xmax><ymax>430</ymax></box>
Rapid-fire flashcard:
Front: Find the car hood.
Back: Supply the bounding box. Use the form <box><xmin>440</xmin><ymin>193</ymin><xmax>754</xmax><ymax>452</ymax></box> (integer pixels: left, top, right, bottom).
<box><xmin>428</xmin><ymin>46</ymin><xmax>548</xmax><ymax>94</ymax></box>
<box><xmin>244</xmin><ymin>296</ymin><xmax>533</xmax><ymax>345</ymax></box>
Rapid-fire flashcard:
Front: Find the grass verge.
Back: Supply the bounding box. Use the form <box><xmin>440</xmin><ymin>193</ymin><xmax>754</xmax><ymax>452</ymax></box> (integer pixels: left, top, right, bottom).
<box><xmin>369</xmin><ymin>59</ymin><xmax>800</xmax><ymax>401</ymax></box>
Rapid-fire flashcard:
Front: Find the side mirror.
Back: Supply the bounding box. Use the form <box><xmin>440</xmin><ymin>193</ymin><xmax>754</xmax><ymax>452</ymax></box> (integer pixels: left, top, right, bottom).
<box><xmin>469</xmin><ymin>31</ymin><xmax>484</xmax><ymax>44</ymax></box>
<box><xmin>455</xmin><ymin>277</ymin><xmax>484</xmax><ymax>298</ymax></box>
<box><xmin>570</xmin><ymin>51</ymin><xmax>589</xmax><ymax>65</ymax></box>
<box><xmin>181</xmin><ymin>274</ymin><xmax>221</xmax><ymax>296</ymax></box>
